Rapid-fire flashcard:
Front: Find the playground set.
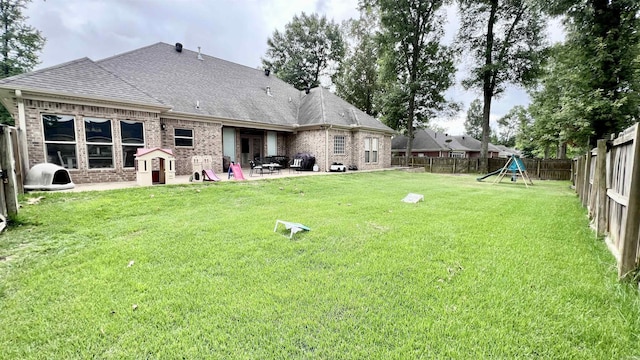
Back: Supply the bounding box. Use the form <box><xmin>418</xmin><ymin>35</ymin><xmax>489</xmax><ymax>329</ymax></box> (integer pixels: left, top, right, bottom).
<box><xmin>476</xmin><ymin>155</ymin><xmax>533</xmax><ymax>187</ymax></box>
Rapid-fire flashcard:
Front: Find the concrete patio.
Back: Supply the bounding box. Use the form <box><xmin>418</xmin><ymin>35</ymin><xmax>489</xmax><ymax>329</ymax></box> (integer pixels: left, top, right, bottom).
<box><xmin>63</xmin><ymin>167</ymin><xmax>405</xmax><ymax>192</ymax></box>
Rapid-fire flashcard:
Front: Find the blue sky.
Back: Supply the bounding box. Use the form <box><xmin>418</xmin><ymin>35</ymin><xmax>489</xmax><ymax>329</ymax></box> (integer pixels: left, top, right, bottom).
<box><xmin>24</xmin><ymin>0</ymin><xmax>563</xmax><ymax>135</ymax></box>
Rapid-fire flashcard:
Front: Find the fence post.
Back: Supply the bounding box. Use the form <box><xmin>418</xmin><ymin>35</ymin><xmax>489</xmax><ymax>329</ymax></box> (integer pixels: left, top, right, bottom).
<box><xmin>10</xmin><ymin>129</ymin><xmax>24</xmax><ymax>194</ymax></box>
<box><xmin>594</xmin><ymin>140</ymin><xmax>608</xmax><ymax>237</ymax></box>
<box><xmin>0</xmin><ymin>126</ymin><xmax>19</xmax><ymax>217</ymax></box>
<box><xmin>453</xmin><ymin>158</ymin><xmax>457</xmax><ymax>173</ymax></box>
<box><xmin>582</xmin><ymin>151</ymin><xmax>592</xmax><ymax>207</ymax></box>
<box><xmin>619</xmin><ymin>125</ymin><xmax>640</xmax><ymax>278</ymax></box>
<box><xmin>575</xmin><ymin>157</ymin><xmax>582</xmax><ymax>199</ymax></box>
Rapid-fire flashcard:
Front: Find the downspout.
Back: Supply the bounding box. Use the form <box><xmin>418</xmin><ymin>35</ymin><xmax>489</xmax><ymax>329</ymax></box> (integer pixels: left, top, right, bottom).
<box><xmin>15</xmin><ymin>90</ymin><xmax>29</xmax><ymax>173</ymax></box>
<box><xmin>319</xmin><ymin>87</ymin><xmax>327</xmax><ymax>172</ymax></box>
<box><xmin>325</xmin><ymin>124</ymin><xmax>332</xmax><ymax>172</ymax></box>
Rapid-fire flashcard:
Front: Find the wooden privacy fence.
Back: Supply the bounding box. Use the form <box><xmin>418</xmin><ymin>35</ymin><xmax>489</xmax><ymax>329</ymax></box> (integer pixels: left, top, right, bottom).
<box><xmin>0</xmin><ymin>125</ymin><xmax>22</xmax><ymax>229</ymax></box>
<box><xmin>574</xmin><ymin>123</ymin><xmax>640</xmax><ymax>278</ymax></box>
<box><xmin>391</xmin><ymin>156</ymin><xmax>572</xmax><ymax>180</ymax></box>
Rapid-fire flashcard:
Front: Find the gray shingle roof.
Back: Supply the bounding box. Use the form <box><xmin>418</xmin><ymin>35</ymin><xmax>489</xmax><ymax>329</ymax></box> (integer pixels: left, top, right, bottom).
<box><xmin>0</xmin><ymin>42</ymin><xmax>393</xmax><ymax>133</ymax></box>
<box><xmin>392</xmin><ymin>128</ymin><xmax>444</xmax><ymax>151</ymax></box>
<box><xmin>98</xmin><ymin>43</ymin><xmax>303</xmax><ymax>125</ymax></box>
<box><xmin>297</xmin><ymin>86</ymin><xmax>392</xmax><ymax>132</ymax></box>
<box><xmin>0</xmin><ymin>58</ymin><xmax>165</xmax><ymax>107</ymax></box>
<box><xmin>299</xmin><ymin>88</ymin><xmax>393</xmax><ymax>131</ymax></box>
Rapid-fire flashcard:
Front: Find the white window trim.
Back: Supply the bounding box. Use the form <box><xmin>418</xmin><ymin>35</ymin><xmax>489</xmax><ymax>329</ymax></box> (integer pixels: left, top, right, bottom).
<box><xmin>364</xmin><ymin>137</ymin><xmax>379</xmax><ymax>163</ymax></box>
<box><xmin>334</xmin><ymin>135</ymin><xmax>345</xmax><ymax>155</ymax></box>
<box><xmin>120</xmin><ymin>120</ymin><xmax>145</xmax><ymax>168</ymax></box>
<box><xmin>85</xmin><ymin>117</ymin><xmax>114</xmax><ymax>169</ymax></box>
<box><xmin>42</xmin><ymin>114</ymin><xmax>77</xmax><ymax>169</ymax></box>
<box><xmin>372</xmin><ymin>138</ymin><xmax>378</xmax><ymax>163</ymax></box>
<box><xmin>174</xmin><ymin>128</ymin><xmax>194</xmax><ymax>147</ymax></box>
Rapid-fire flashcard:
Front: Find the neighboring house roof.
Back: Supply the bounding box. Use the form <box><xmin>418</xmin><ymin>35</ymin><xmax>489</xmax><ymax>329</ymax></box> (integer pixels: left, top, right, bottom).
<box><xmin>0</xmin><ymin>42</ymin><xmax>393</xmax><ymax>134</ymax></box>
<box><xmin>392</xmin><ymin>128</ymin><xmax>443</xmax><ymax>151</ymax></box>
<box><xmin>392</xmin><ymin>129</ymin><xmax>501</xmax><ymax>153</ymax></box>
<box><xmin>495</xmin><ymin>145</ymin><xmax>521</xmax><ymax>157</ymax></box>
<box><xmin>0</xmin><ymin>57</ymin><xmax>166</xmax><ymax>108</ymax></box>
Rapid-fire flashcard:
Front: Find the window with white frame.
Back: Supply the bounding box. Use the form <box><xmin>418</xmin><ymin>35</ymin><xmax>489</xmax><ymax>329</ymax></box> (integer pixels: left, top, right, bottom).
<box><xmin>85</xmin><ymin>117</ymin><xmax>113</xmax><ymax>169</ymax></box>
<box><xmin>364</xmin><ymin>137</ymin><xmax>379</xmax><ymax>163</ymax></box>
<box><xmin>334</xmin><ymin>135</ymin><xmax>345</xmax><ymax>155</ymax></box>
<box><xmin>449</xmin><ymin>151</ymin><xmax>465</xmax><ymax>158</ymax></box>
<box><xmin>43</xmin><ymin>114</ymin><xmax>77</xmax><ymax>169</ymax></box>
<box><xmin>174</xmin><ymin>128</ymin><xmax>194</xmax><ymax>147</ymax></box>
<box><xmin>372</xmin><ymin>138</ymin><xmax>378</xmax><ymax>163</ymax></box>
<box><xmin>120</xmin><ymin>121</ymin><xmax>145</xmax><ymax>168</ymax></box>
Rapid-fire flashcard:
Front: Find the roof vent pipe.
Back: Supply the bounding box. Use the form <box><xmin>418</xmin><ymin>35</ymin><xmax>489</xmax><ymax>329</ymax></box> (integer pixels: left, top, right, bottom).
<box><xmin>175</xmin><ymin>43</ymin><xmax>183</xmax><ymax>52</ymax></box>
<box><xmin>197</xmin><ymin>47</ymin><xmax>203</xmax><ymax>61</ymax></box>
<box><xmin>304</xmin><ymin>86</ymin><xmax>310</xmax><ymax>94</ymax></box>
<box><xmin>264</xmin><ymin>69</ymin><xmax>270</xmax><ymax>76</ymax></box>
<box><xmin>266</xmin><ymin>86</ymin><xmax>272</xmax><ymax>96</ymax></box>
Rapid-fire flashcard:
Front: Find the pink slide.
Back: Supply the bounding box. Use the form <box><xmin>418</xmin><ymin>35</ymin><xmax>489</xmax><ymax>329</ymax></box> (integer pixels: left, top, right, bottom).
<box><xmin>230</xmin><ymin>163</ymin><xmax>246</xmax><ymax>180</ymax></box>
<box><xmin>202</xmin><ymin>169</ymin><xmax>221</xmax><ymax>182</ymax></box>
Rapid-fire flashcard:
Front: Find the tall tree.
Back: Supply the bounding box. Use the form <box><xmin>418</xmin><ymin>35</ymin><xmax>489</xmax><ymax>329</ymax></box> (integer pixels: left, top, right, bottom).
<box><xmin>545</xmin><ymin>0</ymin><xmax>640</xmax><ymax>145</ymax></box>
<box><xmin>262</xmin><ymin>12</ymin><xmax>345</xmax><ymax>90</ymax></box>
<box><xmin>528</xmin><ymin>44</ymin><xmax>589</xmax><ymax>159</ymax></box>
<box><xmin>374</xmin><ymin>0</ymin><xmax>457</xmax><ymax>164</ymax></box>
<box><xmin>0</xmin><ymin>0</ymin><xmax>45</xmax><ymax>124</ymax></box>
<box><xmin>334</xmin><ymin>8</ymin><xmax>379</xmax><ymax>116</ymax></box>
<box><xmin>456</xmin><ymin>0</ymin><xmax>547</xmax><ymax>166</ymax></box>
<box><xmin>464</xmin><ymin>99</ymin><xmax>483</xmax><ymax>140</ymax></box>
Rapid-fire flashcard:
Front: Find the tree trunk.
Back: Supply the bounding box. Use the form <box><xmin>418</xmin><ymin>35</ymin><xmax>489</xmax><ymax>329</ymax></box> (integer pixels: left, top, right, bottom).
<box><xmin>480</xmin><ymin>0</ymin><xmax>498</xmax><ymax>172</ymax></box>
<box><xmin>405</xmin><ymin>95</ymin><xmax>416</xmax><ymax>167</ymax></box>
<box><xmin>557</xmin><ymin>142</ymin><xmax>567</xmax><ymax>159</ymax></box>
<box><xmin>2</xmin><ymin>0</ymin><xmax>9</xmax><ymax>77</ymax></box>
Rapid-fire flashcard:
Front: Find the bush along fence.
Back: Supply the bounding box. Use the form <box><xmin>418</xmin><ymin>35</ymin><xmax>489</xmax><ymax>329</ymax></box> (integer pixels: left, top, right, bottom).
<box><xmin>391</xmin><ymin>156</ymin><xmax>572</xmax><ymax>180</ymax></box>
<box><xmin>573</xmin><ymin>123</ymin><xmax>640</xmax><ymax>279</ymax></box>
<box><xmin>0</xmin><ymin>124</ymin><xmax>23</xmax><ymax>229</ymax></box>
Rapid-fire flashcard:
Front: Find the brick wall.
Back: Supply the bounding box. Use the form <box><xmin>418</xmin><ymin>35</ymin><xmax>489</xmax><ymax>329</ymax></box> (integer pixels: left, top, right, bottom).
<box><xmin>19</xmin><ymin>98</ymin><xmax>391</xmax><ymax>183</ymax></box>
<box><xmin>22</xmin><ymin>99</ymin><xmax>160</xmax><ymax>183</ymax></box>
<box><xmin>287</xmin><ymin>129</ymin><xmax>326</xmax><ymax>170</ymax></box>
<box><xmin>159</xmin><ymin>117</ymin><xmax>223</xmax><ymax>175</ymax></box>
<box><xmin>351</xmin><ymin>131</ymin><xmax>392</xmax><ymax>171</ymax></box>
<box><xmin>290</xmin><ymin>128</ymin><xmax>391</xmax><ymax>172</ymax></box>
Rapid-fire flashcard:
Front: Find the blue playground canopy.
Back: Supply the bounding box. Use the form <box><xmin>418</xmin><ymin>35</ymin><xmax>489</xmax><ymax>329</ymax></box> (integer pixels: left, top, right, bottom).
<box><xmin>508</xmin><ymin>157</ymin><xmax>526</xmax><ymax>171</ymax></box>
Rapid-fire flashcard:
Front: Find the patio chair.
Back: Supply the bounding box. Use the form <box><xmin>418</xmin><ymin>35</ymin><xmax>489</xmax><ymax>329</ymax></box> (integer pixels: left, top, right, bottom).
<box><xmin>290</xmin><ymin>158</ymin><xmax>302</xmax><ymax>173</ymax></box>
<box><xmin>249</xmin><ymin>160</ymin><xmax>263</xmax><ymax>176</ymax></box>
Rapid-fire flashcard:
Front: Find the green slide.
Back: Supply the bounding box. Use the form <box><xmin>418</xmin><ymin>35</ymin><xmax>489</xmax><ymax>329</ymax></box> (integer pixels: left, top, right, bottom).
<box><xmin>476</xmin><ymin>168</ymin><xmax>502</xmax><ymax>181</ymax></box>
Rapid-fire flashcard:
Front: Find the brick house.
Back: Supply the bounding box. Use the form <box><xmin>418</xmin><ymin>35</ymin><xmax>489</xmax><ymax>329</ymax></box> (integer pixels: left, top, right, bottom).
<box><xmin>391</xmin><ymin>128</ymin><xmax>501</xmax><ymax>159</ymax></box>
<box><xmin>0</xmin><ymin>42</ymin><xmax>394</xmax><ymax>184</ymax></box>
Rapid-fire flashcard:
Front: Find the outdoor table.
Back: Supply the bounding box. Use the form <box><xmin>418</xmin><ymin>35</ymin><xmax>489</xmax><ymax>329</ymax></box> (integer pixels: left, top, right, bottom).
<box><xmin>263</xmin><ymin>163</ymin><xmax>282</xmax><ymax>174</ymax></box>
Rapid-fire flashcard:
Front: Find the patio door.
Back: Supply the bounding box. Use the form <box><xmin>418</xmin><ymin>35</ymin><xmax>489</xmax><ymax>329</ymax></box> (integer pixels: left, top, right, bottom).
<box><xmin>240</xmin><ymin>135</ymin><xmax>262</xmax><ymax>166</ymax></box>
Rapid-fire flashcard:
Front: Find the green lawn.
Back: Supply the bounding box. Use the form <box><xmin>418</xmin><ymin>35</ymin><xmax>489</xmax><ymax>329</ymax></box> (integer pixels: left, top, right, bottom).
<box><xmin>1</xmin><ymin>171</ymin><xmax>639</xmax><ymax>358</ymax></box>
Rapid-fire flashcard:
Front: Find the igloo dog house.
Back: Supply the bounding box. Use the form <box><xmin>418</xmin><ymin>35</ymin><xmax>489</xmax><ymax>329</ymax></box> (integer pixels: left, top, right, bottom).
<box><xmin>135</xmin><ymin>148</ymin><xmax>176</xmax><ymax>186</ymax></box>
<box><xmin>24</xmin><ymin>163</ymin><xmax>75</xmax><ymax>191</ymax></box>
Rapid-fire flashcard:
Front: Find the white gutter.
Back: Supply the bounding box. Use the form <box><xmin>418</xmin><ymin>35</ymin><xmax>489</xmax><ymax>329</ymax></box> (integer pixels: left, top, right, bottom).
<box><xmin>0</xmin><ymin>86</ymin><xmax>172</xmax><ymax>112</ymax></box>
<box><xmin>15</xmin><ymin>90</ymin><xmax>28</xmax><ymax>173</ymax></box>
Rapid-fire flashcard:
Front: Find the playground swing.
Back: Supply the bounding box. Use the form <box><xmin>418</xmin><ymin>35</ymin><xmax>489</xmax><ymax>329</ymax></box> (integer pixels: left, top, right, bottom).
<box><xmin>476</xmin><ymin>155</ymin><xmax>533</xmax><ymax>188</ymax></box>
